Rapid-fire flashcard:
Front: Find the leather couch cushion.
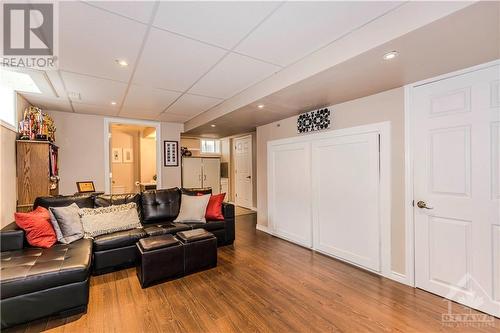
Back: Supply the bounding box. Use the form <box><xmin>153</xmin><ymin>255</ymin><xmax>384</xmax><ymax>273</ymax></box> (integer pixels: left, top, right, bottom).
<box><xmin>143</xmin><ymin>222</ymin><xmax>191</xmax><ymax>237</ymax></box>
<box><xmin>0</xmin><ymin>238</ymin><xmax>92</xmax><ymax>299</ymax></box>
<box><xmin>181</xmin><ymin>188</ymin><xmax>212</xmax><ymax>196</ymax></box>
<box><xmin>33</xmin><ymin>195</ymin><xmax>94</xmax><ymax>210</ymax></box>
<box><xmin>185</xmin><ymin>221</ymin><xmax>225</xmax><ymax>232</ymax></box>
<box><xmin>141</xmin><ymin>188</ymin><xmax>180</xmax><ymax>224</ymax></box>
<box><xmin>93</xmin><ymin>228</ymin><xmax>147</xmax><ymax>252</ymax></box>
<box><xmin>94</xmin><ymin>193</ymin><xmax>142</xmax><ymax>221</ymax></box>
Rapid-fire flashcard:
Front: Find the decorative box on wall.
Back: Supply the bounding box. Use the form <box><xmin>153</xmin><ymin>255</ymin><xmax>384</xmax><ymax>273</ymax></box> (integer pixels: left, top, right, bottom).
<box><xmin>297</xmin><ymin>108</ymin><xmax>331</xmax><ymax>133</ymax></box>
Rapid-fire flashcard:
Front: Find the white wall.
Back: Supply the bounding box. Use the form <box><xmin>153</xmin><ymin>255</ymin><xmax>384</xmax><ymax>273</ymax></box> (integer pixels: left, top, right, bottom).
<box><xmin>47</xmin><ymin>110</ymin><xmax>183</xmax><ymax>195</ymax></box>
<box><xmin>256</xmin><ymin>87</ymin><xmax>405</xmax><ymax>274</ymax></box>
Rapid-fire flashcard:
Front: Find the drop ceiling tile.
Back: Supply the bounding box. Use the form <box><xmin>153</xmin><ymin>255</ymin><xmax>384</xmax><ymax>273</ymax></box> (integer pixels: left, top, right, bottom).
<box><xmin>133</xmin><ymin>27</ymin><xmax>226</xmax><ymax>92</ymax></box>
<box><xmin>119</xmin><ymin>108</ymin><xmax>162</xmax><ymax>121</ymax></box>
<box><xmin>123</xmin><ymin>85</ymin><xmax>181</xmax><ymax>111</ymax></box>
<box><xmin>72</xmin><ymin>102</ymin><xmax>118</xmax><ymax>116</ymax></box>
<box><xmin>84</xmin><ymin>1</ymin><xmax>156</xmax><ymax>24</ymax></box>
<box><xmin>235</xmin><ymin>1</ymin><xmax>402</xmax><ymax>66</ymax></box>
<box><xmin>189</xmin><ymin>53</ymin><xmax>281</xmax><ymax>99</ymax></box>
<box><xmin>164</xmin><ymin>94</ymin><xmax>222</xmax><ymax>118</ymax></box>
<box><xmin>59</xmin><ymin>1</ymin><xmax>147</xmax><ymax>82</ymax></box>
<box><xmin>60</xmin><ymin>71</ymin><xmax>127</xmax><ymax>106</ymax></box>
<box><xmin>158</xmin><ymin>113</ymin><xmax>191</xmax><ymax>123</ymax></box>
<box><xmin>153</xmin><ymin>1</ymin><xmax>280</xmax><ymax>49</ymax></box>
<box><xmin>21</xmin><ymin>94</ymin><xmax>72</xmax><ymax>113</ymax></box>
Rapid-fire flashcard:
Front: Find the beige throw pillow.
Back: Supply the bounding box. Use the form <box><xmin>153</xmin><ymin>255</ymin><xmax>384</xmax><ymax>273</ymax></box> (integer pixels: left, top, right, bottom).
<box><xmin>79</xmin><ymin>202</ymin><xmax>141</xmax><ymax>238</ymax></box>
<box><xmin>174</xmin><ymin>194</ymin><xmax>211</xmax><ymax>223</ymax></box>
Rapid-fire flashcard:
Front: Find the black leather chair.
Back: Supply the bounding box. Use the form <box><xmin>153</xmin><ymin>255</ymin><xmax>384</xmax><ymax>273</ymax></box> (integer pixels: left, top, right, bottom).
<box><xmin>0</xmin><ymin>187</ymin><xmax>235</xmax><ymax>328</ymax></box>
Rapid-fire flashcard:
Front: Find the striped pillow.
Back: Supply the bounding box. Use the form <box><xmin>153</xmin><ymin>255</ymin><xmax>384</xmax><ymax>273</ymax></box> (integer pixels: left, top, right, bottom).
<box><xmin>79</xmin><ymin>202</ymin><xmax>141</xmax><ymax>238</ymax></box>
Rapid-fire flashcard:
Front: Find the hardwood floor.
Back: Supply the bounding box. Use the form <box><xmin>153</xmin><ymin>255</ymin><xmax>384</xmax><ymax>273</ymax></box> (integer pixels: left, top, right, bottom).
<box><xmin>6</xmin><ymin>213</ymin><xmax>499</xmax><ymax>332</ymax></box>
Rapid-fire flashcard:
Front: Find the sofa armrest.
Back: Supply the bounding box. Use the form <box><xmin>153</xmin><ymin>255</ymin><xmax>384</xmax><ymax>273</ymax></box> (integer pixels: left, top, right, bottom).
<box><xmin>221</xmin><ymin>203</ymin><xmax>235</xmax><ymax>245</ymax></box>
<box><xmin>1</xmin><ymin>222</ymin><xmax>25</xmax><ymax>251</ymax></box>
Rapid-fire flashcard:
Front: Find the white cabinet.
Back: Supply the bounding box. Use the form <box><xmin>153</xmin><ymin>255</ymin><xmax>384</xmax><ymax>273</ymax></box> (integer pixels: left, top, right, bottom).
<box><xmin>268</xmin><ymin>123</ymin><xmax>389</xmax><ymax>274</ymax></box>
<box><xmin>182</xmin><ymin>157</ymin><xmax>220</xmax><ymax>194</ymax></box>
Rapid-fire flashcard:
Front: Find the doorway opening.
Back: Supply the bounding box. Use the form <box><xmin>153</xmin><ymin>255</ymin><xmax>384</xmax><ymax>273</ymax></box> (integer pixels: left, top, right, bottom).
<box><xmin>104</xmin><ymin>119</ymin><xmax>161</xmax><ymax>194</ymax></box>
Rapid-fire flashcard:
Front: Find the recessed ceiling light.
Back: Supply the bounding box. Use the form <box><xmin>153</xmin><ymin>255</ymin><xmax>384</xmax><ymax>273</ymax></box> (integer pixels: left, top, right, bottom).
<box><xmin>383</xmin><ymin>51</ymin><xmax>399</xmax><ymax>60</ymax></box>
<box><xmin>115</xmin><ymin>59</ymin><xmax>128</xmax><ymax>67</ymax></box>
<box><xmin>210</xmin><ymin>124</ymin><xmax>216</xmax><ymax>128</ymax></box>
<box><xmin>111</xmin><ymin>101</ymin><xmax>117</xmax><ymax>106</ymax></box>
<box><xmin>257</xmin><ymin>104</ymin><xmax>265</xmax><ymax>109</ymax></box>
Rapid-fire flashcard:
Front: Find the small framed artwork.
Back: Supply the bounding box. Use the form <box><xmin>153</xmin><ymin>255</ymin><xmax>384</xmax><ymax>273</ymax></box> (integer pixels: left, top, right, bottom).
<box><xmin>76</xmin><ymin>181</ymin><xmax>96</xmax><ymax>193</ymax></box>
<box><xmin>164</xmin><ymin>140</ymin><xmax>179</xmax><ymax>167</ymax></box>
<box><xmin>112</xmin><ymin>148</ymin><xmax>122</xmax><ymax>163</ymax></box>
<box><xmin>123</xmin><ymin>148</ymin><xmax>133</xmax><ymax>163</ymax></box>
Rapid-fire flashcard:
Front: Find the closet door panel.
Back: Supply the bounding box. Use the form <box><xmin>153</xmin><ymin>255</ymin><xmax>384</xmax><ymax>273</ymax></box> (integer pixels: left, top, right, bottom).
<box><xmin>182</xmin><ymin>158</ymin><xmax>203</xmax><ymax>188</ymax></box>
<box><xmin>268</xmin><ymin>142</ymin><xmax>312</xmax><ymax>247</ymax></box>
<box><xmin>312</xmin><ymin>133</ymin><xmax>380</xmax><ymax>271</ymax></box>
<box><xmin>202</xmin><ymin>158</ymin><xmax>220</xmax><ymax>194</ymax></box>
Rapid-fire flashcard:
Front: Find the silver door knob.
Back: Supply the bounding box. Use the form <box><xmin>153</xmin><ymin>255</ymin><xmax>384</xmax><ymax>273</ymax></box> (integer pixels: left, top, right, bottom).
<box><xmin>417</xmin><ymin>201</ymin><xmax>433</xmax><ymax>209</ymax></box>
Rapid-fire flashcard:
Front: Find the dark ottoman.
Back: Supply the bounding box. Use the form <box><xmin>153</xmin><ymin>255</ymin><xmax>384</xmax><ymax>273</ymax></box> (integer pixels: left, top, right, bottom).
<box><xmin>176</xmin><ymin>229</ymin><xmax>217</xmax><ymax>274</ymax></box>
<box><xmin>136</xmin><ymin>234</ymin><xmax>184</xmax><ymax>288</ymax></box>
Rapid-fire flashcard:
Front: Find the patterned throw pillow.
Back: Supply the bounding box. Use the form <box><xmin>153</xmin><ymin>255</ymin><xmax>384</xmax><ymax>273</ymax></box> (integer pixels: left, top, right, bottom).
<box><xmin>79</xmin><ymin>203</ymin><xmax>141</xmax><ymax>238</ymax></box>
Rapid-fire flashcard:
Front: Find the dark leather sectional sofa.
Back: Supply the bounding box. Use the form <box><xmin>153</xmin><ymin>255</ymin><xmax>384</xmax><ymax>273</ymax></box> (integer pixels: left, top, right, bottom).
<box><xmin>0</xmin><ymin>188</ymin><xmax>235</xmax><ymax>328</ymax></box>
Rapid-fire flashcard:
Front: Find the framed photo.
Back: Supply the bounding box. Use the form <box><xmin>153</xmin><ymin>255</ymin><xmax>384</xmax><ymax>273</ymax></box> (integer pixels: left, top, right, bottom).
<box><xmin>164</xmin><ymin>140</ymin><xmax>179</xmax><ymax>167</ymax></box>
<box><xmin>123</xmin><ymin>148</ymin><xmax>133</xmax><ymax>163</ymax></box>
<box><xmin>76</xmin><ymin>181</ymin><xmax>96</xmax><ymax>193</ymax></box>
<box><xmin>112</xmin><ymin>148</ymin><xmax>122</xmax><ymax>163</ymax></box>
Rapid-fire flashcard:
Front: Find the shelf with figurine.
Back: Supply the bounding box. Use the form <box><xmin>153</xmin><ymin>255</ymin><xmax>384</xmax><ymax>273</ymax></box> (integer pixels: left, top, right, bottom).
<box><xmin>18</xmin><ymin>106</ymin><xmax>56</xmax><ymax>142</ymax></box>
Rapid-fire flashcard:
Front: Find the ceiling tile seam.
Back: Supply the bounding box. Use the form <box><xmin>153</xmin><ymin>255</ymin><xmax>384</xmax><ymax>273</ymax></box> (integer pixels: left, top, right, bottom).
<box><xmin>80</xmin><ymin>0</ymin><xmax>152</xmax><ymax>26</ymax></box>
<box><xmin>159</xmin><ymin>1</ymin><xmax>286</xmax><ymax>117</ymax></box>
<box><xmin>116</xmin><ymin>1</ymin><xmax>161</xmax><ymax>117</ymax></box>
<box><xmin>59</xmin><ymin>69</ymin><xmax>130</xmax><ymax>85</ymax></box>
<box><xmin>186</xmin><ymin>1</ymin><xmax>409</xmax><ymax>131</ymax></box>
<box><xmin>56</xmin><ymin>70</ymin><xmax>76</xmax><ymax>113</ymax></box>
<box><xmin>282</xmin><ymin>1</ymin><xmax>409</xmax><ymax>69</ymax></box>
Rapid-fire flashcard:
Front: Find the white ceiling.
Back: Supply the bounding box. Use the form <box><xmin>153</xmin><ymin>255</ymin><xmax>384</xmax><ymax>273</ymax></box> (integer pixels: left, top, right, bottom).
<box><xmin>19</xmin><ymin>0</ymin><xmax>408</xmax><ymax>123</ymax></box>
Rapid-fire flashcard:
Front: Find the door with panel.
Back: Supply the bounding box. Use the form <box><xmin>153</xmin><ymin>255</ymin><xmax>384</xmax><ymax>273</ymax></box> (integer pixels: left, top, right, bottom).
<box><xmin>202</xmin><ymin>158</ymin><xmax>220</xmax><ymax>194</ymax></box>
<box><xmin>312</xmin><ymin>133</ymin><xmax>381</xmax><ymax>272</ymax></box>
<box><xmin>413</xmin><ymin>63</ymin><xmax>500</xmax><ymax>317</ymax></box>
<box><xmin>234</xmin><ymin>136</ymin><xmax>253</xmax><ymax>208</ymax></box>
<box><xmin>268</xmin><ymin>141</ymin><xmax>312</xmax><ymax>248</ymax></box>
<box><xmin>182</xmin><ymin>158</ymin><xmax>202</xmax><ymax>188</ymax></box>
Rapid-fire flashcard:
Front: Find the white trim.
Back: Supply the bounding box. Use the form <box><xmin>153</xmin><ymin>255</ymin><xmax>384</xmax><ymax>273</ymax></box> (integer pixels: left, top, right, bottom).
<box><xmin>103</xmin><ymin>117</ymin><xmax>162</xmax><ymax>194</ymax></box>
<box><xmin>233</xmin><ymin>134</ymin><xmax>253</xmax><ymax>209</ymax></box>
<box><xmin>1</xmin><ymin>120</ymin><xmax>17</xmax><ymax>132</ymax></box>
<box><xmin>403</xmin><ymin>59</ymin><xmax>500</xmax><ymax>289</ymax></box>
<box><xmin>256</xmin><ymin>224</ymin><xmax>269</xmax><ymax>233</ymax></box>
<box><xmin>267</xmin><ymin>122</ymin><xmax>395</xmax><ymax>281</ymax></box>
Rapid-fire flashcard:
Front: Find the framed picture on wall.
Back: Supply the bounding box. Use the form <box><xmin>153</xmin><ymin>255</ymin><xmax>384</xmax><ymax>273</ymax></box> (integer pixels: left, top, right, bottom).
<box><xmin>112</xmin><ymin>148</ymin><xmax>122</xmax><ymax>163</ymax></box>
<box><xmin>123</xmin><ymin>148</ymin><xmax>133</xmax><ymax>163</ymax></box>
<box><xmin>164</xmin><ymin>140</ymin><xmax>179</xmax><ymax>167</ymax></box>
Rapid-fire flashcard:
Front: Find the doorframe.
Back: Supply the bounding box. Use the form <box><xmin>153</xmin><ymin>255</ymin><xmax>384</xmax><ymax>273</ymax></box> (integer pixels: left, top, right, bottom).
<box><xmin>404</xmin><ymin>59</ymin><xmax>500</xmax><ymax>288</ymax></box>
<box><xmin>233</xmin><ymin>134</ymin><xmax>253</xmax><ymax>209</ymax></box>
<box><xmin>103</xmin><ymin>117</ymin><xmax>162</xmax><ymax>194</ymax></box>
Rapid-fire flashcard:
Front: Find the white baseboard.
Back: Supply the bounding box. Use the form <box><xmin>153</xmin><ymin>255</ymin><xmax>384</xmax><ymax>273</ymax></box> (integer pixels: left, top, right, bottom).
<box><xmin>251</xmin><ymin>207</ymin><xmax>257</xmax><ymax>211</ymax></box>
<box><xmin>388</xmin><ymin>270</ymin><xmax>413</xmax><ymax>286</ymax></box>
<box><xmin>256</xmin><ymin>224</ymin><xmax>270</xmax><ymax>233</ymax></box>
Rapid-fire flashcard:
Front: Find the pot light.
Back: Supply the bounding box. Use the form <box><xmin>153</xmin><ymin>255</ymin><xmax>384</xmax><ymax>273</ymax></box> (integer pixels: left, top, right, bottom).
<box><xmin>257</xmin><ymin>104</ymin><xmax>265</xmax><ymax>109</ymax></box>
<box><xmin>115</xmin><ymin>59</ymin><xmax>128</xmax><ymax>67</ymax></box>
<box><xmin>210</xmin><ymin>124</ymin><xmax>216</xmax><ymax>128</ymax></box>
<box><xmin>383</xmin><ymin>51</ymin><xmax>399</xmax><ymax>60</ymax></box>
<box><xmin>111</xmin><ymin>101</ymin><xmax>117</xmax><ymax>106</ymax></box>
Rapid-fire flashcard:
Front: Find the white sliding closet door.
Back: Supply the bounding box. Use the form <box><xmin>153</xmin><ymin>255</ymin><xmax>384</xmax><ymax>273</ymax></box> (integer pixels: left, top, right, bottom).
<box><xmin>312</xmin><ymin>133</ymin><xmax>381</xmax><ymax>271</ymax></box>
<box><xmin>268</xmin><ymin>142</ymin><xmax>312</xmax><ymax>247</ymax></box>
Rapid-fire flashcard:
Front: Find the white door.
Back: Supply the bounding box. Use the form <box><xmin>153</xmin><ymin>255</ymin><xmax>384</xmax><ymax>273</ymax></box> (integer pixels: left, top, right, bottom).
<box><xmin>182</xmin><ymin>158</ymin><xmax>202</xmax><ymax>188</ymax></box>
<box><xmin>413</xmin><ymin>63</ymin><xmax>500</xmax><ymax>317</ymax></box>
<box><xmin>234</xmin><ymin>136</ymin><xmax>253</xmax><ymax>208</ymax></box>
<box><xmin>312</xmin><ymin>133</ymin><xmax>381</xmax><ymax>272</ymax></box>
<box><xmin>268</xmin><ymin>141</ymin><xmax>312</xmax><ymax>248</ymax></box>
<box><xmin>202</xmin><ymin>158</ymin><xmax>220</xmax><ymax>194</ymax></box>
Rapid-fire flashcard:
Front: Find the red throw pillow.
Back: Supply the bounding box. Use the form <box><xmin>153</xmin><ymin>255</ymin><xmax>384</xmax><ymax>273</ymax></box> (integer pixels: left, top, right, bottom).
<box><xmin>14</xmin><ymin>206</ymin><xmax>57</xmax><ymax>248</ymax></box>
<box><xmin>205</xmin><ymin>193</ymin><xmax>226</xmax><ymax>221</ymax></box>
